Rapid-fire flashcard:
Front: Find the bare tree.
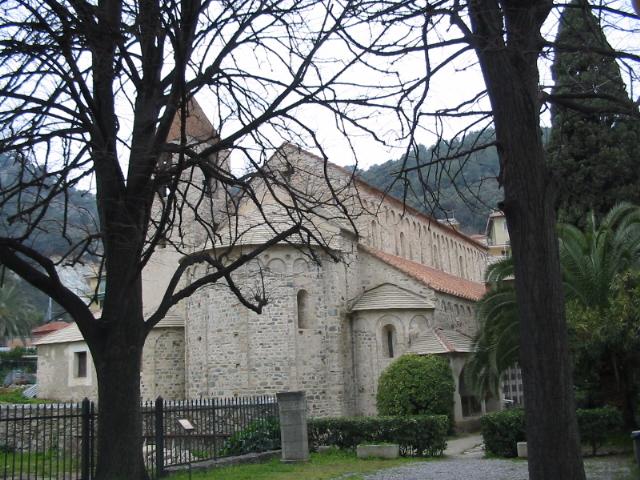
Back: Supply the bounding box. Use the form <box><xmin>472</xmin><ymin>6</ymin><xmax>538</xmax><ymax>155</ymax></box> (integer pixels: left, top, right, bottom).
<box><xmin>0</xmin><ymin>1</ymin><xmax>406</xmax><ymax>478</ymax></box>
<box><xmin>2</xmin><ymin>0</ymin><xmax>638</xmax><ymax>478</ymax></box>
<box><xmin>350</xmin><ymin>1</ymin><xmax>639</xmax><ymax>479</ymax></box>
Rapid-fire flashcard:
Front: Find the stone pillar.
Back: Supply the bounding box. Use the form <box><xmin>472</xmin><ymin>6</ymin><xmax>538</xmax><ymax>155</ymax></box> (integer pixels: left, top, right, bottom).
<box><xmin>277</xmin><ymin>391</ymin><xmax>309</xmax><ymax>462</ymax></box>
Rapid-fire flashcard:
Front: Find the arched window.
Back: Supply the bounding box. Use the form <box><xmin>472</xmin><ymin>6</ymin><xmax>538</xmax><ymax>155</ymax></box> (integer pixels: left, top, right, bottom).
<box><xmin>458</xmin><ymin>255</ymin><xmax>465</xmax><ymax>278</ymax></box>
<box><xmin>293</xmin><ymin>258</ymin><xmax>308</xmax><ymax>275</ymax></box>
<box><xmin>267</xmin><ymin>258</ymin><xmax>286</xmax><ymax>274</ymax></box>
<box><xmin>382</xmin><ymin>324</ymin><xmax>396</xmax><ymax>358</ymax></box>
<box><xmin>400</xmin><ymin>232</ymin><xmax>406</xmax><ymax>258</ymax></box>
<box><xmin>297</xmin><ymin>290</ymin><xmax>311</xmax><ymax>329</ymax></box>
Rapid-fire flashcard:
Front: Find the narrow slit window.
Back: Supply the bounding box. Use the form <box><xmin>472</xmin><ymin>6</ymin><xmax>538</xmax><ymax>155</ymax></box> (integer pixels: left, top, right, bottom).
<box><xmin>75</xmin><ymin>351</ymin><xmax>87</xmax><ymax>378</ymax></box>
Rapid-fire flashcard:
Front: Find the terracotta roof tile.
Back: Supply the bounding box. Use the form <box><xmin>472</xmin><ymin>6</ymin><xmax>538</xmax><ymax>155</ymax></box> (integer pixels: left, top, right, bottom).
<box><xmin>361</xmin><ymin>245</ymin><xmax>486</xmax><ymax>301</ymax></box>
<box><xmin>31</xmin><ymin>321</ymin><xmax>70</xmax><ymax>336</ymax></box>
<box><xmin>33</xmin><ymin>323</ymin><xmax>83</xmax><ymax>345</ymax></box>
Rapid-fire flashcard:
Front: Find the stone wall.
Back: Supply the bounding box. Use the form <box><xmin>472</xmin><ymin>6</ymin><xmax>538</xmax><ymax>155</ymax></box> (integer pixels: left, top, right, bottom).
<box><xmin>37</xmin><ymin>341</ymin><xmax>98</xmax><ymax>402</ymax></box>
<box><xmin>356</xmin><ymin>193</ymin><xmax>487</xmax><ymax>283</ymax></box>
<box><xmin>350</xmin><ymin>250</ymin><xmax>478</xmax><ymax>416</ymax></box>
<box><xmin>38</xmin><ymin>327</ymin><xmax>185</xmax><ymax>402</ymax></box>
<box><xmin>185</xmin><ymin>245</ymin><xmax>358</xmax><ymax>418</ymax></box>
<box><xmin>140</xmin><ymin>328</ymin><xmax>186</xmax><ymax>400</ymax></box>
<box><xmin>0</xmin><ymin>403</ymin><xmax>87</xmax><ymax>454</ymax></box>
<box><xmin>271</xmin><ymin>145</ymin><xmax>488</xmax><ymax>283</ymax></box>
<box><xmin>352</xmin><ymin>308</ymin><xmax>437</xmax><ymax>415</ymax></box>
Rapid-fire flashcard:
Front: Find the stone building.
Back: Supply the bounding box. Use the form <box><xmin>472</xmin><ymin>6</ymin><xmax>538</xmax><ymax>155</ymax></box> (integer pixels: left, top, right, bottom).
<box><xmin>35</xmin><ymin>103</ymin><xmax>497</xmax><ymax>426</ymax></box>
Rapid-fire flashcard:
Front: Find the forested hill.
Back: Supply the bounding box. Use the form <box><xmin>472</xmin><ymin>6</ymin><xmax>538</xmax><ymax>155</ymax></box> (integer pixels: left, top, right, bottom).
<box><xmin>356</xmin><ymin>131</ymin><xmax>504</xmax><ymax>234</ymax></box>
<box><xmin>0</xmin><ymin>153</ymin><xmax>98</xmax><ymax>257</ymax></box>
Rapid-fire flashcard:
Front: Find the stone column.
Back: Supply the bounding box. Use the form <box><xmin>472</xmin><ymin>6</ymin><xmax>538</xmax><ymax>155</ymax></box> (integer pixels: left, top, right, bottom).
<box><xmin>277</xmin><ymin>391</ymin><xmax>309</xmax><ymax>462</ymax></box>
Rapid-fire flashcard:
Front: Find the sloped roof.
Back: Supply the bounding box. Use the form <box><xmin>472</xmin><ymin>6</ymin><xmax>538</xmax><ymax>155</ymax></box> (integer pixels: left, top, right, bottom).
<box><xmin>32</xmin><ymin>321</ymin><xmax>70</xmax><ymax>336</ymax></box>
<box><xmin>33</xmin><ymin>323</ymin><xmax>83</xmax><ymax>345</ymax></box>
<box><xmin>409</xmin><ymin>328</ymin><xmax>474</xmax><ymax>355</ymax></box>
<box><xmin>34</xmin><ymin>314</ymin><xmax>184</xmax><ymax>346</ymax></box>
<box><xmin>349</xmin><ymin>283</ymin><xmax>434</xmax><ymax>311</ymax></box>
<box><xmin>167</xmin><ymin>98</ymin><xmax>217</xmax><ymax>144</ymax></box>
<box><xmin>277</xmin><ymin>143</ymin><xmax>488</xmax><ymax>251</ymax></box>
<box><xmin>361</xmin><ymin>246</ymin><xmax>486</xmax><ymax>301</ymax></box>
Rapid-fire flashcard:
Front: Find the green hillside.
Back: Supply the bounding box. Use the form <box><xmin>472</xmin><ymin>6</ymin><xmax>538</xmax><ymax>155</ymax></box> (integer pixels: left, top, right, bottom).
<box><xmin>0</xmin><ymin>153</ymin><xmax>98</xmax><ymax>257</ymax></box>
<box><xmin>357</xmin><ymin>131</ymin><xmax>504</xmax><ymax>234</ymax></box>
<box><xmin>0</xmin><ymin>154</ymin><xmax>99</xmax><ymax>326</ymax></box>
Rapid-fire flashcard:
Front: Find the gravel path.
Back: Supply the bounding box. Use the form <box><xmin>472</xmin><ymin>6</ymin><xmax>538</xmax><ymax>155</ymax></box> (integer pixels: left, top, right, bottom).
<box><xmin>360</xmin><ymin>456</ymin><xmax>635</xmax><ymax>480</ymax></box>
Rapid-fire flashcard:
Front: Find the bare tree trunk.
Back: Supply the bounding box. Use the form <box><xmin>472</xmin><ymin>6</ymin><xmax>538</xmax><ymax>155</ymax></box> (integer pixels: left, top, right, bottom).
<box><xmin>468</xmin><ymin>0</ymin><xmax>586</xmax><ymax>478</ymax></box>
<box><xmin>91</xmin><ymin>227</ymin><xmax>149</xmax><ymax>480</ymax></box>
<box><xmin>94</xmin><ymin>342</ymin><xmax>148</xmax><ymax>480</ymax></box>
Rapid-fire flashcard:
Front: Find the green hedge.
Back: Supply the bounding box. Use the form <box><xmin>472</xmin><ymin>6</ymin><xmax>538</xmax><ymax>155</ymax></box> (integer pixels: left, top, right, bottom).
<box><xmin>220</xmin><ymin>417</ymin><xmax>281</xmax><ymax>456</ymax></box>
<box><xmin>376</xmin><ymin>355</ymin><xmax>454</xmax><ymax>423</ymax></box>
<box><xmin>308</xmin><ymin>415</ymin><xmax>448</xmax><ymax>457</ymax></box>
<box><xmin>480</xmin><ymin>409</ymin><xmax>526</xmax><ymax>457</ymax></box>
<box><xmin>481</xmin><ymin>406</ymin><xmax>623</xmax><ymax>457</ymax></box>
<box><xmin>577</xmin><ymin>407</ymin><xmax>623</xmax><ymax>455</ymax></box>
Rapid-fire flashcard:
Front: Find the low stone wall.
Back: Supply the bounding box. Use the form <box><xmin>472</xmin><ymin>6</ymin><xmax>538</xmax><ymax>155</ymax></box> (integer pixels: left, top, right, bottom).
<box><xmin>0</xmin><ymin>403</ymin><xmax>88</xmax><ymax>454</ymax></box>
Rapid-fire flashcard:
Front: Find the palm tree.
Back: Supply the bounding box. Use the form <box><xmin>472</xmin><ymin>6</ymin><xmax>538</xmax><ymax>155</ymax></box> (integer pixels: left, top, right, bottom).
<box><xmin>467</xmin><ymin>203</ymin><xmax>640</xmax><ymax>396</ymax></box>
<box><xmin>559</xmin><ymin>203</ymin><xmax>640</xmax><ymax>309</ymax></box>
<box><xmin>0</xmin><ymin>279</ymin><xmax>39</xmax><ymax>341</ymax></box>
<box><xmin>466</xmin><ymin>257</ymin><xmax>518</xmax><ymax>394</ymax></box>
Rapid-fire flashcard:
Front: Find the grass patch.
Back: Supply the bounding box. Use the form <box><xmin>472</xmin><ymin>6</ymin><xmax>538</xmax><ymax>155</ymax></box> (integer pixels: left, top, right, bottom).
<box><xmin>168</xmin><ymin>448</ymin><xmax>424</xmax><ymax>480</ymax></box>
<box><xmin>601</xmin><ymin>432</ymin><xmax>633</xmax><ymax>451</ymax></box>
<box><xmin>0</xmin><ymin>449</ymin><xmax>79</xmax><ymax>475</ymax></box>
<box><xmin>0</xmin><ymin>388</ymin><xmax>51</xmax><ymax>404</ymax></box>
<box><xmin>584</xmin><ymin>454</ymin><xmax>638</xmax><ymax>480</ymax></box>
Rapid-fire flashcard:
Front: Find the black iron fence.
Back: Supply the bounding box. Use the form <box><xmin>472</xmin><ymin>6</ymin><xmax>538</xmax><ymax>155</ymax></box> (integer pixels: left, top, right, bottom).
<box><xmin>0</xmin><ymin>395</ymin><xmax>279</xmax><ymax>479</ymax></box>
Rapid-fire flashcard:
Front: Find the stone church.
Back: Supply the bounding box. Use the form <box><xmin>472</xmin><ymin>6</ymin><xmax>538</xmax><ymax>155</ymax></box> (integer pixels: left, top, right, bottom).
<box><xmin>35</xmin><ymin>102</ymin><xmax>497</xmax><ymax>426</ymax></box>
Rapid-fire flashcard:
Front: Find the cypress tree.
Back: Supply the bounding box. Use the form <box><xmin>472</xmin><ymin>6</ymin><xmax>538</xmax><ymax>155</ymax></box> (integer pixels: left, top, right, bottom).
<box><xmin>547</xmin><ymin>0</ymin><xmax>640</xmax><ymax>225</ymax></box>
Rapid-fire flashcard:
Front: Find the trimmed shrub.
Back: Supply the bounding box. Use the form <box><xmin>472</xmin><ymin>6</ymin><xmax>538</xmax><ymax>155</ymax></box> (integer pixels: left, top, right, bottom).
<box><xmin>308</xmin><ymin>415</ymin><xmax>448</xmax><ymax>457</ymax></box>
<box><xmin>376</xmin><ymin>354</ymin><xmax>455</xmax><ymax>423</ymax></box>
<box><xmin>577</xmin><ymin>406</ymin><xmax>623</xmax><ymax>455</ymax></box>
<box><xmin>480</xmin><ymin>408</ymin><xmax>526</xmax><ymax>458</ymax></box>
<box><xmin>220</xmin><ymin>417</ymin><xmax>280</xmax><ymax>456</ymax></box>
<box><xmin>481</xmin><ymin>406</ymin><xmax>624</xmax><ymax>457</ymax></box>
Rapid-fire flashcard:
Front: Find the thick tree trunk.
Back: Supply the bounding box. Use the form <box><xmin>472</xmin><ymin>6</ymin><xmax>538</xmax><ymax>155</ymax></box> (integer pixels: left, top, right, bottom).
<box><xmin>503</xmin><ymin>144</ymin><xmax>585</xmax><ymax>480</ymax></box>
<box><xmin>468</xmin><ymin>1</ymin><xmax>586</xmax><ymax>479</ymax></box>
<box><xmin>90</xmin><ymin>237</ymin><xmax>149</xmax><ymax>480</ymax></box>
<box><xmin>93</xmin><ymin>342</ymin><xmax>148</xmax><ymax>480</ymax></box>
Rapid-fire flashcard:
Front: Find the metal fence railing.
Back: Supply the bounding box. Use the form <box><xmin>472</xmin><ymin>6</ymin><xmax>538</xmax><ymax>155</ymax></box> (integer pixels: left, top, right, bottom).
<box><xmin>143</xmin><ymin>395</ymin><xmax>279</xmax><ymax>477</ymax></box>
<box><xmin>0</xmin><ymin>400</ymin><xmax>95</xmax><ymax>480</ymax></box>
<box><xmin>0</xmin><ymin>395</ymin><xmax>279</xmax><ymax>479</ymax></box>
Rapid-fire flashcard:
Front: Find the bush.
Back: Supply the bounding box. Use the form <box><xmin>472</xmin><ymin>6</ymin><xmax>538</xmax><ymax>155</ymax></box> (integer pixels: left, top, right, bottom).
<box><xmin>220</xmin><ymin>417</ymin><xmax>280</xmax><ymax>456</ymax></box>
<box><xmin>308</xmin><ymin>415</ymin><xmax>448</xmax><ymax>457</ymax></box>
<box><xmin>480</xmin><ymin>408</ymin><xmax>526</xmax><ymax>458</ymax></box>
<box><xmin>577</xmin><ymin>406</ymin><xmax>623</xmax><ymax>455</ymax></box>
<box><xmin>376</xmin><ymin>354</ymin><xmax>455</xmax><ymax>423</ymax></box>
<box><xmin>481</xmin><ymin>406</ymin><xmax>624</xmax><ymax>457</ymax></box>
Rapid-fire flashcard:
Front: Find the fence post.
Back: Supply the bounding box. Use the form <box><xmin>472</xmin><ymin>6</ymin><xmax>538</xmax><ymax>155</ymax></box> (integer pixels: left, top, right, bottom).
<box><xmin>155</xmin><ymin>396</ymin><xmax>165</xmax><ymax>477</ymax></box>
<box><xmin>81</xmin><ymin>398</ymin><xmax>91</xmax><ymax>480</ymax></box>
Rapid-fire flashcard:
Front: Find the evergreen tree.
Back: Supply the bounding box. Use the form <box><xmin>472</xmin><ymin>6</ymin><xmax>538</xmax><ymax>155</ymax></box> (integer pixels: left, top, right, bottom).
<box><xmin>547</xmin><ymin>0</ymin><xmax>640</xmax><ymax>225</ymax></box>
